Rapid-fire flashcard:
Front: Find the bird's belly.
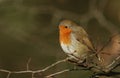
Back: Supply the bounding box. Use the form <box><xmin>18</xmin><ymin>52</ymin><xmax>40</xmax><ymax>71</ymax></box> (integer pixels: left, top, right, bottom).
<box><xmin>61</xmin><ymin>40</ymin><xmax>89</xmax><ymax>59</ymax></box>
<box><xmin>61</xmin><ymin>43</ymin><xmax>74</xmax><ymax>54</ymax></box>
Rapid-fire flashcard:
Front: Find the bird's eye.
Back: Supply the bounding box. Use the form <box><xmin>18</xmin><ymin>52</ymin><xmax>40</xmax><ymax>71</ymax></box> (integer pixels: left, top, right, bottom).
<box><xmin>64</xmin><ymin>26</ymin><xmax>68</xmax><ymax>28</ymax></box>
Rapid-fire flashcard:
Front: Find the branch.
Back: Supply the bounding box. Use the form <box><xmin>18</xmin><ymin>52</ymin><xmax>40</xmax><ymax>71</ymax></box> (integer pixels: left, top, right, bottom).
<box><xmin>0</xmin><ymin>58</ymin><xmax>68</xmax><ymax>78</ymax></box>
<box><xmin>46</xmin><ymin>69</ymin><xmax>70</xmax><ymax>78</ymax></box>
<box><xmin>41</xmin><ymin>58</ymin><xmax>68</xmax><ymax>72</ymax></box>
<box><xmin>46</xmin><ymin>67</ymin><xmax>86</xmax><ymax>78</ymax></box>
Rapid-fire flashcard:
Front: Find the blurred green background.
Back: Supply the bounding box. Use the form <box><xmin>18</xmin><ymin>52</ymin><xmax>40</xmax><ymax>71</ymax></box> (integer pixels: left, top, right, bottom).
<box><xmin>0</xmin><ymin>0</ymin><xmax>120</xmax><ymax>78</ymax></box>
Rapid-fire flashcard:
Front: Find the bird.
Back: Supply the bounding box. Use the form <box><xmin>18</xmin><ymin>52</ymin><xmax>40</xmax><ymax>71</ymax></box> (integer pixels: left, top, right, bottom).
<box><xmin>58</xmin><ymin>20</ymin><xmax>95</xmax><ymax>63</ymax></box>
<box><xmin>58</xmin><ymin>20</ymin><xmax>120</xmax><ymax>77</ymax></box>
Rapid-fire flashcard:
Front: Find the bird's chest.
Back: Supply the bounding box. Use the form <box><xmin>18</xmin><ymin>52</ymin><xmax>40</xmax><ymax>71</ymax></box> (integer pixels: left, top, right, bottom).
<box><xmin>60</xmin><ymin>35</ymin><xmax>87</xmax><ymax>55</ymax></box>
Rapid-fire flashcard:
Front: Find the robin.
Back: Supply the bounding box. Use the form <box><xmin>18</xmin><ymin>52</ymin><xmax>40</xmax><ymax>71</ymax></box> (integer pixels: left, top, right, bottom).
<box><xmin>59</xmin><ymin>20</ymin><xmax>95</xmax><ymax>63</ymax></box>
<box><xmin>58</xmin><ymin>20</ymin><xmax>120</xmax><ymax>77</ymax></box>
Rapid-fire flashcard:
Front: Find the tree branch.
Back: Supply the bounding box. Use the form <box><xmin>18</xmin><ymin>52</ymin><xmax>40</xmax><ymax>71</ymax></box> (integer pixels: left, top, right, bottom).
<box><xmin>0</xmin><ymin>58</ymin><xmax>68</xmax><ymax>78</ymax></box>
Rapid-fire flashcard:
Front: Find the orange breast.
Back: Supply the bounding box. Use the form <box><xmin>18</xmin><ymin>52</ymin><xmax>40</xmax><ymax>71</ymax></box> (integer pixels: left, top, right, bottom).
<box><xmin>59</xmin><ymin>26</ymin><xmax>72</xmax><ymax>45</ymax></box>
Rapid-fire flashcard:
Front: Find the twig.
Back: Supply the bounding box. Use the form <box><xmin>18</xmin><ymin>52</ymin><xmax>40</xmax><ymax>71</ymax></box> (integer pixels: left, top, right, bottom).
<box><xmin>0</xmin><ymin>69</ymin><xmax>11</xmax><ymax>73</ymax></box>
<box><xmin>32</xmin><ymin>73</ymin><xmax>34</xmax><ymax>78</ymax></box>
<box><xmin>7</xmin><ymin>72</ymin><xmax>11</xmax><ymax>78</ymax></box>
<box><xmin>41</xmin><ymin>58</ymin><xmax>68</xmax><ymax>72</ymax></box>
<box><xmin>46</xmin><ymin>69</ymin><xmax>70</xmax><ymax>78</ymax></box>
<box><xmin>27</xmin><ymin>58</ymin><xmax>31</xmax><ymax>70</ymax></box>
<box><xmin>45</xmin><ymin>67</ymin><xmax>86</xmax><ymax>78</ymax></box>
<box><xmin>0</xmin><ymin>58</ymin><xmax>68</xmax><ymax>78</ymax></box>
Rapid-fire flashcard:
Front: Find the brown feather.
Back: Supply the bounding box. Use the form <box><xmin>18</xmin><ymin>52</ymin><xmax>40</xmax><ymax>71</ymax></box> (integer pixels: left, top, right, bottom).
<box><xmin>73</xmin><ymin>26</ymin><xmax>95</xmax><ymax>52</ymax></box>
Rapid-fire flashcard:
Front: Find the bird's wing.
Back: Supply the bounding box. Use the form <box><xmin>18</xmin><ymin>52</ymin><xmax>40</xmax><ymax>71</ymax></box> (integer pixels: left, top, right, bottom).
<box><xmin>97</xmin><ymin>34</ymin><xmax>120</xmax><ymax>72</ymax></box>
<box><xmin>73</xmin><ymin>26</ymin><xmax>95</xmax><ymax>52</ymax></box>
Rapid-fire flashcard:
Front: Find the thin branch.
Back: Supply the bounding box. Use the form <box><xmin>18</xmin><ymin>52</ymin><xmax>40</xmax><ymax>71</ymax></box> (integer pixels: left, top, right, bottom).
<box><xmin>46</xmin><ymin>69</ymin><xmax>70</xmax><ymax>78</ymax></box>
<box><xmin>41</xmin><ymin>58</ymin><xmax>68</xmax><ymax>72</ymax></box>
<box><xmin>0</xmin><ymin>69</ymin><xmax>11</xmax><ymax>73</ymax></box>
<box><xmin>0</xmin><ymin>58</ymin><xmax>68</xmax><ymax>78</ymax></box>
<box><xmin>45</xmin><ymin>67</ymin><xmax>86</xmax><ymax>78</ymax></box>
<box><xmin>27</xmin><ymin>58</ymin><xmax>31</xmax><ymax>71</ymax></box>
<box><xmin>6</xmin><ymin>72</ymin><xmax>11</xmax><ymax>78</ymax></box>
<box><xmin>32</xmin><ymin>73</ymin><xmax>34</xmax><ymax>78</ymax></box>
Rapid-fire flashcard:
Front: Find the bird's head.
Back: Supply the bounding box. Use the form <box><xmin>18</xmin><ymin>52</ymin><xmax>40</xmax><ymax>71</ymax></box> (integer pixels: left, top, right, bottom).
<box><xmin>59</xmin><ymin>20</ymin><xmax>76</xmax><ymax>44</ymax></box>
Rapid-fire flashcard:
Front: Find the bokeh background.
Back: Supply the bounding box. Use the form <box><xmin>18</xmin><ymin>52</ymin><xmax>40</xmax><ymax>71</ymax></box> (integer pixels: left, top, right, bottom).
<box><xmin>0</xmin><ymin>0</ymin><xmax>120</xmax><ymax>78</ymax></box>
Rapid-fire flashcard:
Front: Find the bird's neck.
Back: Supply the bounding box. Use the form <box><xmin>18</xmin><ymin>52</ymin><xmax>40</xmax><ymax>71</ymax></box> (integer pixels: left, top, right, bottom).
<box><xmin>59</xmin><ymin>30</ymin><xmax>71</xmax><ymax>45</ymax></box>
